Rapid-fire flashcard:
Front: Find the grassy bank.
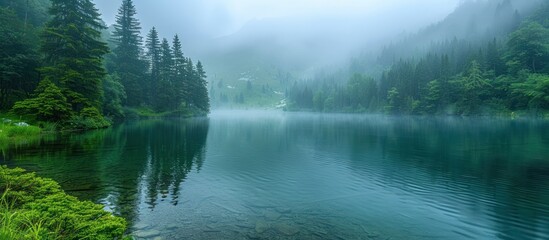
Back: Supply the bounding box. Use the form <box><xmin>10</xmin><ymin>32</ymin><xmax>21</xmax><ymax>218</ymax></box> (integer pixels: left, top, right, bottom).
<box><xmin>124</xmin><ymin>106</ymin><xmax>208</xmax><ymax>119</ymax></box>
<box><xmin>0</xmin><ymin>166</ymin><xmax>128</xmax><ymax>239</ymax></box>
<box><xmin>0</xmin><ymin>122</ymin><xmax>42</xmax><ymax>150</ymax></box>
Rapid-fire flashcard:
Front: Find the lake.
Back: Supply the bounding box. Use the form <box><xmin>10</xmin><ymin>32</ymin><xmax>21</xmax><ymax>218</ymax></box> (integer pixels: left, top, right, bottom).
<box><xmin>2</xmin><ymin>110</ymin><xmax>549</xmax><ymax>239</ymax></box>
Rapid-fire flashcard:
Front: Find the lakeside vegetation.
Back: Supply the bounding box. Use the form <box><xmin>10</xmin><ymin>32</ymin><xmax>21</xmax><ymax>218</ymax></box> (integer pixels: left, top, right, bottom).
<box><xmin>0</xmin><ymin>124</ymin><xmax>41</xmax><ymax>147</ymax></box>
<box><xmin>0</xmin><ymin>0</ymin><xmax>213</xmax><ymax>236</ymax></box>
<box><xmin>0</xmin><ymin>166</ymin><xmax>127</xmax><ymax>239</ymax></box>
<box><xmin>0</xmin><ymin>0</ymin><xmax>210</xmax><ymax>131</ymax></box>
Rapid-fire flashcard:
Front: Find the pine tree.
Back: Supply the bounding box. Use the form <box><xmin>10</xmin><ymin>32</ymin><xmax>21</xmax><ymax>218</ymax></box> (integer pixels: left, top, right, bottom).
<box><xmin>159</xmin><ymin>38</ymin><xmax>173</xmax><ymax>82</ymax></box>
<box><xmin>172</xmin><ymin>34</ymin><xmax>187</xmax><ymax>106</ymax></box>
<box><xmin>458</xmin><ymin>60</ymin><xmax>490</xmax><ymax>114</ymax></box>
<box><xmin>195</xmin><ymin>61</ymin><xmax>210</xmax><ymax>112</ymax></box>
<box><xmin>40</xmin><ymin>0</ymin><xmax>109</xmax><ymax>112</ymax></box>
<box><xmin>145</xmin><ymin>27</ymin><xmax>161</xmax><ymax>106</ymax></box>
<box><xmin>111</xmin><ymin>0</ymin><xmax>146</xmax><ymax>106</ymax></box>
<box><xmin>157</xmin><ymin>38</ymin><xmax>174</xmax><ymax>110</ymax></box>
<box><xmin>184</xmin><ymin>58</ymin><xmax>196</xmax><ymax>107</ymax></box>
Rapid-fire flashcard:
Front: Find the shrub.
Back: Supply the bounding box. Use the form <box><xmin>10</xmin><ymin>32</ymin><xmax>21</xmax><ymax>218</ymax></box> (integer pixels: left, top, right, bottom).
<box><xmin>0</xmin><ymin>166</ymin><xmax>127</xmax><ymax>239</ymax></box>
<box><xmin>12</xmin><ymin>80</ymin><xmax>73</xmax><ymax>122</ymax></box>
<box><xmin>66</xmin><ymin>107</ymin><xmax>111</xmax><ymax>130</ymax></box>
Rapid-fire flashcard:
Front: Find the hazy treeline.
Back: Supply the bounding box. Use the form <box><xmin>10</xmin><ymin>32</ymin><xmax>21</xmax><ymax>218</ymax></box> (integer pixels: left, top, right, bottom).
<box><xmin>289</xmin><ymin>1</ymin><xmax>549</xmax><ymax>116</ymax></box>
<box><xmin>0</xmin><ymin>0</ymin><xmax>209</xmax><ymax>129</ymax></box>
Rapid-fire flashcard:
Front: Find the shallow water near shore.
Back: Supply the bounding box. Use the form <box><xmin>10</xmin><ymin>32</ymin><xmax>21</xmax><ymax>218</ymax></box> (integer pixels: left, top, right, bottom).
<box><xmin>2</xmin><ymin>110</ymin><xmax>549</xmax><ymax>239</ymax></box>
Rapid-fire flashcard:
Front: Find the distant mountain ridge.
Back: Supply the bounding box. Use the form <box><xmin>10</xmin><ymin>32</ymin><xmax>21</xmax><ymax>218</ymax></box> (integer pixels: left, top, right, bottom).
<box><xmin>375</xmin><ymin>0</ymin><xmax>544</xmax><ymax>66</ymax></box>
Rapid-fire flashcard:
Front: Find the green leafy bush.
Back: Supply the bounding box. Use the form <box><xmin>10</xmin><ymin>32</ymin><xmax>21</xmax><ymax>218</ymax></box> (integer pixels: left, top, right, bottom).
<box><xmin>12</xmin><ymin>80</ymin><xmax>73</xmax><ymax>122</ymax></box>
<box><xmin>0</xmin><ymin>166</ymin><xmax>127</xmax><ymax>239</ymax></box>
<box><xmin>66</xmin><ymin>107</ymin><xmax>111</xmax><ymax>130</ymax></box>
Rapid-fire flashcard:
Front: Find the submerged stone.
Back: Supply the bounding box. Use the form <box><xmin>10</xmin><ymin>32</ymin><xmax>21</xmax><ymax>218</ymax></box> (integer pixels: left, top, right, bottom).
<box><xmin>255</xmin><ymin>220</ymin><xmax>270</xmax><ymax>233</ymax></box>
<box><xmin>264</xmin><ymin>211</ymin><xmax>282</xmax><ymax>220</ymax></box>
<box><xmin>274</xmin><ymin>223</ymin><xmax>299</xmax><ymax>236</ymax></box>
<box><xmin>132</xmin><ymin>223</ymin><xmax>150</xmax><ymax>230</ymax></box>
<box><xmin>164</xmin><ymin>224</ymin><xmax>179</xmax><ymax>231</ymax></box>
<box><xmin>133</xmin><ymin>229</ymin><xmax>161</xmax><ymax>238</ymax></box>
<box><xmin>275</xmin><ymin>207</ymin><xmax>292</xmax><ymax>214</ymax></box>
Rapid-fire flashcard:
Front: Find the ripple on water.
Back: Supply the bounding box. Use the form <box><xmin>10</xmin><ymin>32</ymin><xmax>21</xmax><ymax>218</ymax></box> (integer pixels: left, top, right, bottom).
<box><xmin>2</xmin><ymin>113</ymin><xmax>549</xmax><ymax>239</ymax></box>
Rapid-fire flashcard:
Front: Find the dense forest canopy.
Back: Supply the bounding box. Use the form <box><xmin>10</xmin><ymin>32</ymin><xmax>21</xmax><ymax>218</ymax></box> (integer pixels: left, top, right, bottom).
<box><xmin>288</xmin><ymin>0</ymin><xmax>549</xmax><ymax>116</ymax></box>
<box><xmin>1</xmin><ymin>0</ymin><xmax>548</xmax><ymax>118</ymax></box>
<box><xmin>0</xmin><ymin>0</ymin><xmax>210</xmax><ymax>129</ymax></box>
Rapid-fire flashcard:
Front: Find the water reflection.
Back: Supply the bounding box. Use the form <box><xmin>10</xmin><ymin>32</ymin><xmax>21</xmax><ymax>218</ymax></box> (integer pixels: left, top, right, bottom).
<box><xmin>1</xmin><ymin>112</ymin><xmax>549</xmax><ymax>239</ymax></box>
<box><xmin>1</xmin><ymin>118</ymin><xmax>210</xmax><ymax>226</ymax></box>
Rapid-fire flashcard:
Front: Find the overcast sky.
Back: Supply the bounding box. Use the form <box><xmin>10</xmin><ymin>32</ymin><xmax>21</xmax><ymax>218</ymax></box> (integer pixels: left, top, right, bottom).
<box><xmin>94</xmin><ymin>0</ymin><xmax>461</xmax><ymax>40</ymax></box>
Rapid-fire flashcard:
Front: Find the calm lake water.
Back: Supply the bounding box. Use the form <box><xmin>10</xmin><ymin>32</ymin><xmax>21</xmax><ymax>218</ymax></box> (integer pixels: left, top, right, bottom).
<box><xmin>2</xmin><ymin>110</ymin><xmax>549</xmax><ymax>239</ymax></box>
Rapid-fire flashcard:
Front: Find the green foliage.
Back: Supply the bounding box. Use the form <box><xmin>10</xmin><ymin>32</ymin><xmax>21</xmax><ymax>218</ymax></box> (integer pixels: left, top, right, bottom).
<box><xmin>0</xmin><ymin>166</ymin><xmax>127</xmax><ymax>239</ymax></box>
<box><xmin>194</xmin><ymin>61</ymin><xmax>211</xmax><ymax>113</ymax></box>
<box><xmin>4</xmin><ymin>0</ymin><xmax>210</xmax><ymax>127</ymax></box>
<box><xmin>140</xmin><ymin>26</ymin><xmax>210</xmax><ymax>114</ymax></box>
<box><xmin>40</xmin><ymin>0</ymin><xmax>109</xmax><ymax>112</ymax></box>
<box><xmin>386</xmin><ymin>87</ymin><xmax>401</xmax><ymax>114</ymax></box>
<box><xmin>145</xmin><ymin>27</ymin><xmax>161</xmax><ymax>106</ymax></box>
<box><xmin>156</xmin><ymin>38</ymin><xmax>176</xmax><ymax>111</ymax></box>
<box><xmin>0</xmin><ymin>0</ymin><xmax>50</xmax><ymax>27</ymax></box>
<box><xmin>102</xmin><ymin>74</ymin><xmax>126</xmax><ymax>120</ymax></box>
<box><xmin>511</xmin><ymin>73</ymin><xmax>549</xmax><ymax>109</ymax></box>
<box><xmin>424</xmin><ymin>80</ymin><xmax>441</xmax><ymax>114</ymax></box>
<box><xmin>506</xmin><ymin>22</ymin><xmax>549</xmax><ymax>73</ymax></box>
<box><xmin>4</xmin><ymin>125</ymin><xmax>41</xmax><ymax>138</ymax></box>
<box><xmin>172</xmin><ymin>35</ymin><xmax>188</xmax><ymax>107</ymax></box>
<box><xmin>0</xmin><ymin>121</ymin><xmax>42</xmax><ymax>150</ymax></box>
<box><xmin>0</xmin><ymin>7</ymin><xmax>40</xmax><ymax>110</ymax></box>
<box><xmin>110</xmin><ymin>0</ymin><xmax>147</xmax><ymax>107</ymax></box>
<box><xmin>456</xmin><ymin>61</ymin><xmax>491</xmax><ymax>115</ymax></box>
<box><xmin>288</xmin><ymin>5</ymin><xmax>549</xmax><ymax>116</ymax></box>
<box><xmin>66</xmin><ymin>107</ymin><xmax>111</xmax><ymax>130</ymax></box>
<box><xmin>347</xmin><ymin>74</ymin><xmax>377</xmax><ymax>110</ymax></box>
<box><xmin>12</xmin><ymin>80</ymin><xmax>73</xmax><ymax>122</ymax></box>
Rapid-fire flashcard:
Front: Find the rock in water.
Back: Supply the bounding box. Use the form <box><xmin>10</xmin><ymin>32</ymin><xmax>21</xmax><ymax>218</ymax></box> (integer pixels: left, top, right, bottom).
<box><xmin>132</xmin><ymin>223</ymin><xmax>150</xmax><ymax>230</ymax></box>
<box><xmin>164</xmin><ymin>224</ymin><xmax>179</xmax><ymax>231</ymax></box>
<box><xmin>275</xmin><ymin>223</ymin><xmax>299</xmax><ymax>236</ymax></box>
<box><xmin>133</xmin><ymin>229</ymin><xmax>161</xmax><ymax>238</ymax></box>
<box><xmin>275</xmin><ymin>207</ymin><xmax>292</xmax><ymax>214</ymax></box>
<box><xmin>255</xmin><ymin>220</ymin><xmax>270</xmax><ymax>233</ymax></box>
<box><xmin>264</xmin><ymin>211</ymin><xmax>282</xmax><ymax>220</ymax></box>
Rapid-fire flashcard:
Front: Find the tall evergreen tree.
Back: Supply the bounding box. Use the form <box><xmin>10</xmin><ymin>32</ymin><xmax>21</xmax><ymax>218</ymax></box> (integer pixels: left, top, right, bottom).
<box><xmin>145</xmin><ymin>27</ymin><xmax>161</xmax><ymax>106</ymax></box>
<box><xmin>156</xmin><ymin>38</ymin><xmax>174</xmax><ymax>110</ymax></box>
<box><xmin>195</xmin><ymin>61</ymin><xmax>210</xmax><ymax>112</ymax></box>
<box><xmin>159</xmin><ymin>38</ymin><xmax>173</xmax><ymax>82</ymax></box>
<box><xmin>172</xmin><ymin>34</ymin><xmax>187</xmax><ymax>106</ymax></box>
<box><xmin>111</xmin><ymin>0</ymin><xmax>146</xmax><ymax>106</ymax></box>
<box><xmin>40</xmin><ymin>0</ymin><xmax>109</xmax><ymax>112</ymax></box>
<box><xmin>185</xmin><ymin>58</ymin><xmax>196</xmax><ymax>107</ymax></box>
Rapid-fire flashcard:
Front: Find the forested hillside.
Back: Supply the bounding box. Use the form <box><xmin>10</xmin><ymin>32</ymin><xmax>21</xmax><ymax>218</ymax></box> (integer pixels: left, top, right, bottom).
<box><xmin>0</xmin><ymin>0</ymin><xmax>210</xmax><ymax>130</ymax></box>
<box><xmin>289</xmin><ymin>0</ymin><xmax>549</xmax><ymax>116</ymax></box>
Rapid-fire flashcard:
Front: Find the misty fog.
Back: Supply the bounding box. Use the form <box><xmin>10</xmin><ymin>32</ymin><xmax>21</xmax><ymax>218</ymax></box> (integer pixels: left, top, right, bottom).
<box><xmin>94</xmin><ymin>0</ymin><xmax>461</xmax><ymax>74</ymax></box>
<box><xmin>2</xmin><ymin>0</ymin><xmax>549</xmax><ymax>239</ymax></box>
